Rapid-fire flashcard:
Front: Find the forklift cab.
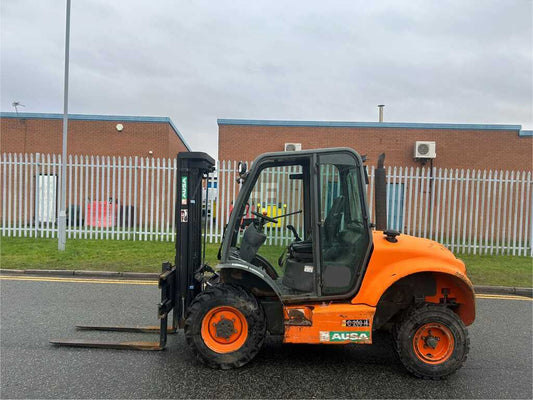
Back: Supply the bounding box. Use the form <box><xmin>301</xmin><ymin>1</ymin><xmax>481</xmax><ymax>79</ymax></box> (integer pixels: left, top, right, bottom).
<box><xmin>220</xmin><ymin>148</ymin><xmax>372</xmax><ymax>301</ymax></box>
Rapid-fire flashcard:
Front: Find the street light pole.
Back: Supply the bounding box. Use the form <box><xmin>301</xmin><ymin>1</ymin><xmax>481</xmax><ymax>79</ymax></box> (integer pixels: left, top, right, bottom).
<box><xmin>58</xmin><ymin>0</ymin><xmax>71</xmax><ymax>251</ymax></box>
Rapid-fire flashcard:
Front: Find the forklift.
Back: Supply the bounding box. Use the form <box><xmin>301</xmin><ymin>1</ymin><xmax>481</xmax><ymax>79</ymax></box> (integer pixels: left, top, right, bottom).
<box><xmin>52</xmin><ymin>148</ymin><xmax>475</xmax><ymax>379</ymax></box>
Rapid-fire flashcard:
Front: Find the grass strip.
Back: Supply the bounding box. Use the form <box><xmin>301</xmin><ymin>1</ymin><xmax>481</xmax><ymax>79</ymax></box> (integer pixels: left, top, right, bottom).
<box><xmin>1</xmin><ymin>237</ymin><xmax>531</xmax><ymax>287</ymax></box>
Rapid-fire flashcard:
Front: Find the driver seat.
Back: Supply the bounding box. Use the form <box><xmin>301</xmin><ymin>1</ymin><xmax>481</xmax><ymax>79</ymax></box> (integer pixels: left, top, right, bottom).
<box><xmin>282</xmin><ymin>234</ymin><xmax>314</xmax><ymax>292</ymax></box>
<box><xmin>324</xmin><ymin>196</ymin><xmax>345</xmax><ymax>244</ymax></box>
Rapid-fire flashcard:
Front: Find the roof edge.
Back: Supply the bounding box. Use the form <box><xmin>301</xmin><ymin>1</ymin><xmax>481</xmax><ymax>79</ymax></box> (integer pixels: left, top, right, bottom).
<box><xmin>165</xmin><ymin>118</ymin><xmax>191</xmax><ymax>151</ymax></box>
<box><xmin>0</xmin><ymin>112</ymin><xmax>191</xmax><ymax>150</ymax></box>
<box><xmin>217</xmin><ymin>118</ymin><xmax>522</xmax><ymax>132</ymax></box>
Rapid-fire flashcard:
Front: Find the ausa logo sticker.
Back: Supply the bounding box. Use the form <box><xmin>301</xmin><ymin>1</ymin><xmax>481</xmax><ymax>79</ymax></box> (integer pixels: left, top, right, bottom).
<box><xmin>181</xmin><ymin>176</ymin><xmax>188</xmax><ymax>205</ymax></box>
<box><xmin>320</xmin><ymin>331</ymin><xmax>371</xmax><ymax>342</ymax></box>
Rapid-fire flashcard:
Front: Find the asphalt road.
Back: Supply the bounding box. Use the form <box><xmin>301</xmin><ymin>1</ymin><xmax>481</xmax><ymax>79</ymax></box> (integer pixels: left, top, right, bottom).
<box><xmin>1</xmin><ymin>276</ymin><xmax>531</xmax><ymax>399</ymax></box>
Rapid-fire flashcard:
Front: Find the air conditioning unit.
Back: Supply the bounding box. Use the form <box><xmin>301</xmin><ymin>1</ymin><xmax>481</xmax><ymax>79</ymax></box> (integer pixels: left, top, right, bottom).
<box><xmin>414</xmin><ymin>141</ymin><xmax>436</xmax><ymax>159</ymax></box>
<box><xmin>284</xmin><ymin>143</ymin><xmax>302</xmax><ymax>152</ymax></box>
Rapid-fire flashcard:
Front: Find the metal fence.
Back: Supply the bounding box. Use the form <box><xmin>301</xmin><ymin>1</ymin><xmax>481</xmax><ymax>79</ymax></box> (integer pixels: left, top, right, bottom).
<box><xmin>1</xmin><ymin>153</ymin><xmax>532</xmax><ymax>256</ymax></box>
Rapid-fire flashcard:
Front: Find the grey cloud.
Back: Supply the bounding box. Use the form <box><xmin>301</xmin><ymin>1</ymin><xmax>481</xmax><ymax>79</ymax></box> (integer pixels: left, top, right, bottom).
<box><xmin>1</xmin><ymin>0</ymin><xmax>531</xmax><ymax>157</ymax></box>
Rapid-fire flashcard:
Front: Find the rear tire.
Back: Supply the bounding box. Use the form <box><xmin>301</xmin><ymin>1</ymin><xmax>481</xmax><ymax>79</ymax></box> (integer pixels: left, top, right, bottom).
<box><xmin>395</xmin><ymin>303</ymin><xmax>469</xmax><ymax>379</ymax></box>
<box><xmin>184</xmin><ymin>284</ymin><xmax>266</xmax><ymax>369</ymax></box>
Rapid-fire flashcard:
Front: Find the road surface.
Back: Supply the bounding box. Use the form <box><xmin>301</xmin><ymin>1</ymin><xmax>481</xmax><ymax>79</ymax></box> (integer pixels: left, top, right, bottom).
<box><xmin>1</xmin><ymin>275</ymin><xmax>531</xmax><ymax>399</ymax></box>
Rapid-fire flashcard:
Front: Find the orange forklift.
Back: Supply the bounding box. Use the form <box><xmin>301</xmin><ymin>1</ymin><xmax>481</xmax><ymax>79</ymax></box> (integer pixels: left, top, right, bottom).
<box><xmin>52</xmin><ymin>149</ymin><xmax>475</xmax><ymax>379</ymax></box>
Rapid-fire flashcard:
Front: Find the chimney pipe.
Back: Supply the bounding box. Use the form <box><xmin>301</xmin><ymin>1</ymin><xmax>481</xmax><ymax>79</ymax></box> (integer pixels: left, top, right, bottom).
<box><xmin>377</xmin><ymin>104</ymin><xmax>385</xmax><ymax>122</ymax></box>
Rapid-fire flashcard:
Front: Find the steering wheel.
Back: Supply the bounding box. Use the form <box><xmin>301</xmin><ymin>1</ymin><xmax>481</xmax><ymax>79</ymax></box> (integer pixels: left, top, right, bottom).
<box><xmin>251</xmin><ymin>210</ymin><xmax>277</xmax><ymax>223</ymax></box>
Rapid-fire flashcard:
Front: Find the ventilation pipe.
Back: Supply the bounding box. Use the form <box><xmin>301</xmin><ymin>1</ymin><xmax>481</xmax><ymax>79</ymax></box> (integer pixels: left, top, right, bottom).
<box><xmin>377</xmin><ymin>104</ymin><xmax>385</xmax><ymax>122</ymax></box>
<box><xmin>374</xmin><ymin>153</ymin><xmax>387</xmax><ymax>231</ymax></box>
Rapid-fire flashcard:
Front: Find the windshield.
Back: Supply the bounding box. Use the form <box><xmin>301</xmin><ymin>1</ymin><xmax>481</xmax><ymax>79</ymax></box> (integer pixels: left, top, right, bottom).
<box><xmin>230</xmin><ymin>162</ymin><xmax>306</xmax><ymax>273</ymax></box>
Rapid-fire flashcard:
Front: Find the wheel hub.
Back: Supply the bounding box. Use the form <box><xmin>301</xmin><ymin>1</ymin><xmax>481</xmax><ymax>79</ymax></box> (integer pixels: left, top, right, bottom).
<box><xmin>214</xmin><ymin>317</ymin><xmax>236</xmax><ymax>340</ymax></box>
<box><xmin>413</xmin><ymin>323</ymin><xmax>455</xmax><ymax>365</ymax></box>
<box><xmin>201</xmin><ymin>306</ymin><xmax>249</xmax><ymax>354</ymax></box>
<box><xmin>422</xmin><ymin>329</ymin><xmax>440</xmax><ymax>349</ymax></box>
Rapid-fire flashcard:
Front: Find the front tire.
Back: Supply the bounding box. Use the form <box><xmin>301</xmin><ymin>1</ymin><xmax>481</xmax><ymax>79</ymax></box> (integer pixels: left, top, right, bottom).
<box><xmin>184</xmin><ymin>284</ymin><xmax>266</xmax><ymax>369</ymax></box>
<box><xmin>395</xmin><ymin>304</ymin><xmax>470</xmax><ymax>379</ymax></box>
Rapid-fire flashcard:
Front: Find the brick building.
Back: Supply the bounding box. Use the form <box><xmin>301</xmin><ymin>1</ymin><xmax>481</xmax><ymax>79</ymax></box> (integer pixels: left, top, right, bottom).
<box><xmin>218</xmin><ymin>119</ymin><xmax>533</xmax><ymax>170</ymax></box>
<box><xmin>1</xmin><ymin>112</ymin><xmax>190</xmax><ymax>158</ymax></box>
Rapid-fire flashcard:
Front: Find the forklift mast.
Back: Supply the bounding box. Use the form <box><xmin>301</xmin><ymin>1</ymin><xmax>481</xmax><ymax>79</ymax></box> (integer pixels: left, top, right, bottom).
<box><xmin>174</xmin><ymin>152</ymin><xmax>215</xmax><ymax>327</ymax></box>
<box><xmin>50</xmin><ymin>152</ymin><xmax>215</xmax><ymax>351</ymax></box>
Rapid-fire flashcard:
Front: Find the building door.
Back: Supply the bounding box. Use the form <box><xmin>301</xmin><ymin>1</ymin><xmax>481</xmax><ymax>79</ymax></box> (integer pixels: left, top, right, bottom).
<box><xmin>35</xmin><ymin>174</ymin><xmax>57</xmax><ymax>224</ymax></box>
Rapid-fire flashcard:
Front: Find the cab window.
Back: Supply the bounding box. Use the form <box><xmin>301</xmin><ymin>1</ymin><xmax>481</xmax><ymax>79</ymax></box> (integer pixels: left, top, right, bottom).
<box><xmin>318</xmin><ymin>153</ymin><xmax>369</xmax><ymax>295</ymax></box>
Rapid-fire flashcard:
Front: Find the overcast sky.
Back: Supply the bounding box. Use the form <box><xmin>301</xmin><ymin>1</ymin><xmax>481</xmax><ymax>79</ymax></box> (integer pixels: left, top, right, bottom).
<box><xmin>1</xmin><ymin>0</ymin><xmax>532</xmax><ymax>157</ymax></box>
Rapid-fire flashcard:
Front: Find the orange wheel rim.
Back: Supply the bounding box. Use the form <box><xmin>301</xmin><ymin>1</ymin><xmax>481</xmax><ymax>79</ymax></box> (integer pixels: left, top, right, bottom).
<box><xmin>201</xmin><ymin>306</ymin><xmax>248</xmax><ymax>354</ymax></box>
<box><xmin>413</xmin><ymin>323</ymin><xmax>455</xmax><ymax>364</ymax></box>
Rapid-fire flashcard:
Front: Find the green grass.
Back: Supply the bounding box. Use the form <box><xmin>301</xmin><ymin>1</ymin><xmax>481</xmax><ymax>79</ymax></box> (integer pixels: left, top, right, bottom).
<box><xmin>0</xmin><ymin>237</ymin><xmax>531</xmax><ymax>287</ymax></box>
<box><xmin>458</xmin><ymin>254</ymin><xmax>532</xmax><ymax>288</ymax></box>
<box><xmin>1</xmin><ymin>236</ymin><xmax>200</xmax><ymax>272</ymax></box>
<box><xmin>0</xmin><ymin>236</ymin><xmax>284</xmax><ymax>274</ymax></box>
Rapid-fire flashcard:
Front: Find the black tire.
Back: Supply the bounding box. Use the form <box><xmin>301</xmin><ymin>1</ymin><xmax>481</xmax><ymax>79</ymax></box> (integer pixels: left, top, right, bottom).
<box><xmin>391</xmin><ymin>315</ymin><xmax>402</xmax><ymax>345</ymax></box>
<box><xmin>184</xmin><ymin>284</ymin><xmax>266</xmax><ymax>369</ymax></box>
<box><xmin>395</xmin><ymin>303</ymin><xmax>470</xmax><ymax>380</ymax></box>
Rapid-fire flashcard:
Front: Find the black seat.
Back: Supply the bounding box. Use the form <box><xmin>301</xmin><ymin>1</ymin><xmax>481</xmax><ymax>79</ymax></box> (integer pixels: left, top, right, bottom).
<box><xmin>288</xmin><ymin>240</ymin><xmax>313</xmax><ymax>262</ymax></box>
<box><xmin>282</xmin><ymin>238</ymin><xmax>314</xmax><ymax>292</ymax></box>
<box><xmin>323</xmin><ymin>196</ymin><xmax>345</xmax><ymax>244</ymax></box>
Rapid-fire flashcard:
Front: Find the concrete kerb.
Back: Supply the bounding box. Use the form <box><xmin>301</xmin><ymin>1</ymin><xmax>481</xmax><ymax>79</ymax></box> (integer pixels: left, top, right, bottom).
<box><xmin>73</xmin><ymin>270</ymin><xmax>121</xmax><ymax>278</ymax></box>
<box><xmin>0</xmin><ymin>268</ymin><xmax>158</xmax><ymax>280</ymax></box>
<box><xmin>474</xmin><ymin>285</ymin><xmax>533</xmax><ymax>298</ymax></box>
<box><xmin>0</xmin><ymin>269</ymin><xmax>531</xmax><ymax>297</ymax></box>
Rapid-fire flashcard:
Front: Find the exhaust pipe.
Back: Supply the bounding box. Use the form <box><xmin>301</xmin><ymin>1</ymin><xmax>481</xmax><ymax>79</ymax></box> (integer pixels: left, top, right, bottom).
<box><xmin>374</xmin><ymin>153</ymin><xmax>387</xmax><ymax>231</ymax></box>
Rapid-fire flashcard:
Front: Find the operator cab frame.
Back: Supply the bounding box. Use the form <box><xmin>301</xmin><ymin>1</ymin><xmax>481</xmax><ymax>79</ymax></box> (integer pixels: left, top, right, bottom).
<box><xmin>219</xmin><ymin>147</ymin><xmax>373</xmax><ymax>303</ymax></box>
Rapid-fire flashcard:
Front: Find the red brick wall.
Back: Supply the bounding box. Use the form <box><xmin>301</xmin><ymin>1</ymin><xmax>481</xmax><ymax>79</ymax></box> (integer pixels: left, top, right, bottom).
<box><xmin>167</xmin><ymin>125</ymin><xmax>188</xmax><ymax>160</ymax></box>
<box><xmin>0</xmin><ymin>117</ymin><xmax>188</xmax><ymax>159</ymax></box>
<box><xmin>218</xmin><ymin>124</ymin><xmax>533</xmax><ymax>171</ymax></box>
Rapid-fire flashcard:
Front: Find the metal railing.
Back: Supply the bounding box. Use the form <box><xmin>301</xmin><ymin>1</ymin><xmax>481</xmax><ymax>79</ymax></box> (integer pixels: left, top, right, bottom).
<box><xmin>1</xmin><ymin>153</ymin><xmax>531</xmax><ymax>256</ymax></box>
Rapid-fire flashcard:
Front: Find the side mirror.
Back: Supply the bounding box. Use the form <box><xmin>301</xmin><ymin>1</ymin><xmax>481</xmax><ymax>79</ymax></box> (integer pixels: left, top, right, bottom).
<box><xmin>236</xmin><ymin>161</ymin><xmax>249</xmax><ymax>183</ymax></box>
<box><xmin>238</xmin><ymin>161</ymin><xmax>247</xmax><ymax>175</ymax></box>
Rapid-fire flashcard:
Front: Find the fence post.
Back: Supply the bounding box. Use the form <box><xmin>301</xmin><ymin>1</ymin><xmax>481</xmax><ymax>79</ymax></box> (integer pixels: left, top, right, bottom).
<box><xmin>529</xmin><ymin>172</ymin><xmax>533</xmax><ymax>257</ymax></box>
